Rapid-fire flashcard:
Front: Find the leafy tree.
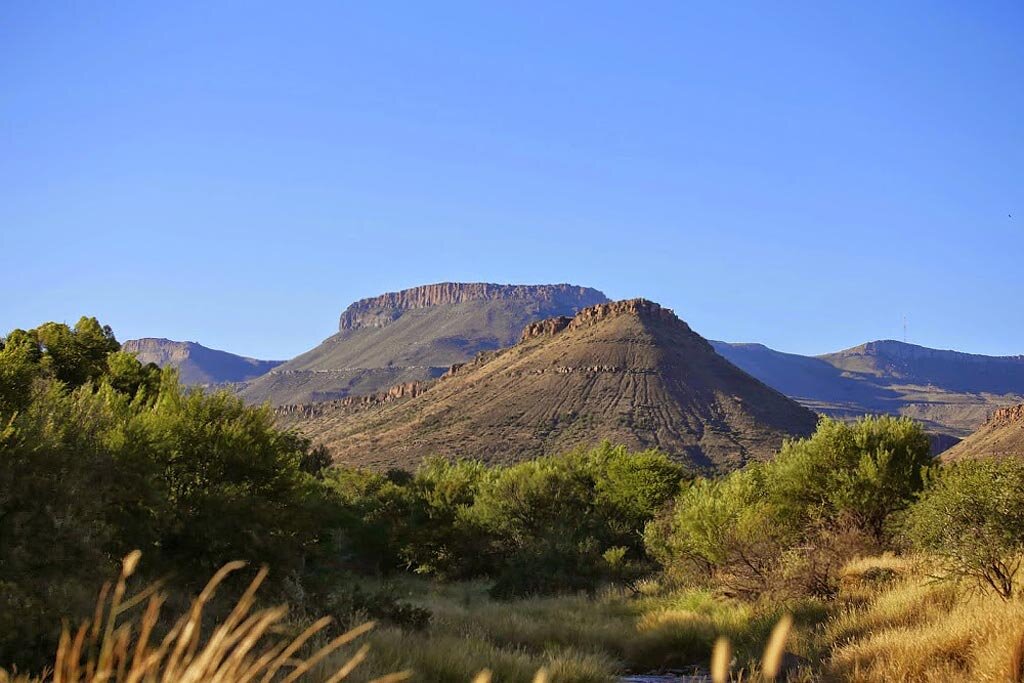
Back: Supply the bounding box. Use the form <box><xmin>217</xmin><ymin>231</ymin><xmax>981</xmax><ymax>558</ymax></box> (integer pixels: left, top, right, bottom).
<box><xmin>645</xmin><ymin>416</ymin><xmax>933</xmax><ymax>596</ymax></box>
<box><xmin>0</xmin><ymin>317</ymin><xmax>350</xmax><ymax>669</ymax></box>
<box><xmin>644</xmin><ymin>465</ymin><xmax>795</xmax><ymax>595</ymax></box>
<box><xmin>468</xmin><ymin>444</ymin><xmax>684</xmax><ymax>597</ymax></box>
<box><xmin>904</xmin><ymin>458</ymin><xmax>1024</xmax><ymax>599</ymax></box>
<box><xmin>770</xmin><ymin>416</ymin><xmax>932</xmax><ymax>540</ymax></box>
<box><xmin>35</xmin><ymin>317</ymin><xmax>120</xmax><ymax>387</ymax></box>
<box><xmin>0</xmin><ymin>329</ymin><xmax>43</xmax><ymax>413</ymax></box>
<box><xmin>401</xmin><ymin>457</ymin><xmax>492</xmax><ymax>578</ymax></box>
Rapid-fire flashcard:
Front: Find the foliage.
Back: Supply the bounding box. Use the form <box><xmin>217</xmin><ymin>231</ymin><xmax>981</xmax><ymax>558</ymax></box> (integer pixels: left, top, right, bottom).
<box><xmin>904</xmin><ymin>458</ymin><xmax>1024</xmax><ymax>599</ymax></box>
<box><xmin>770</xmin><ymin>415</ymin><xmax>932</xmax><ymax>540</ymax></box>
<box><xmin>0</xmin><ymin>551</ymin><xmax>390</xmax><ymax>683</ymax></box>
<box><xmin>0</xmin><ymin>318</ymin><xmax>341</xmax><ymax>668</ymax></box>
<box><xmin>468</xmin><ymin>443</ymin><xmax>685</xmax><ymax>597</ymax></box>
<box><xmin>646</xmin><ymin>417</ymin><xmax>932</xmax><ymax>596</ymax></box>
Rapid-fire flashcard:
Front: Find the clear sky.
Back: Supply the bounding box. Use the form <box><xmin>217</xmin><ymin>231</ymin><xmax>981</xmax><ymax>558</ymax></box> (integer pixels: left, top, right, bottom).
<box><xmin>2</xmin><ymin>2</ymin><xmax>1022</xmax><ymax>360</ymax></box>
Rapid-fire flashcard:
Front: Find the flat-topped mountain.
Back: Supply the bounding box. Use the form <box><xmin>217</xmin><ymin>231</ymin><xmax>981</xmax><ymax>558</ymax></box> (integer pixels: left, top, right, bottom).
<box><xmin>282</xmin><ymin>299</ymin><xmax>818</xmax><ymax>472</ymax></box>
<box><xmin>239</xmin><ymin>282</ymin><xmax>609</xmax><ymax>405</ymax></box>
<box><xmin>711</xmin><ymin>339</ymin><xmax>1024</xmax><ymax>439</ymax></box>
<box><xmin>122</xmin><ymin>338</ymin><xmax>284</xmax><ymax>385</ymax></box>
<box><xmin>941</xmin><ymin>404</ymin><xmax>1024</xmax><ymax>462</ymax></box>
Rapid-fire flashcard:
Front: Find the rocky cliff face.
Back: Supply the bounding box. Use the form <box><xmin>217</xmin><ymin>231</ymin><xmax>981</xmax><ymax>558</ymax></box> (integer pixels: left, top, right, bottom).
<box><xmin>987</xmin><ymin>404</ymin><xmax>1024</xmax><ymax>428</ymax></box>
<box><xmin>276</xmin><ymin>381</ymin><xmax>429</xmax><ymax>419</ymax></box>
<box><xmin>565</xmin><ymin>298</ymin><xmax>685</xmax><ymax>331</ymax></box>
<box><xmin>520</xmin><ymin>316</ymin><xmax>572</xmax><ymax>341</ymax></box>
<box><xmin>338</xmin><ymin>283</ymin><xmax>608</xmax><ymax>331</ymax></box>
<box><xmin>941</xmin><ymin>402</ymin><xmax>1024</xmax><ymax>462</ymax></box>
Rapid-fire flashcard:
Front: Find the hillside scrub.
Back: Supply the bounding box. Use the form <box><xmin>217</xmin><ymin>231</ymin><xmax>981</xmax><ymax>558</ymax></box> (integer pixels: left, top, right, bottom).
<box><xmin>645</xmin><ymin>416</ymin><xmax>933</xmax><ymax>597</ymax></box>
<box><xmin>0</xmin><ymin>319</ymin><xmax>343</xmax><ymax>667</ymax></box>
<box><xmin>903</xmin><ymin>457</ymin><xmax>1024</xmax><ymax>599</ymax></box>
<box><xmin>9</xmin><ymin>318</ymin><xmax>1024</xmax><ymax>680</ymax></box>
<box><xmin>324</xmin><ymin>444</ymin><xmax>688</xmax><ymax>596</ymax></box>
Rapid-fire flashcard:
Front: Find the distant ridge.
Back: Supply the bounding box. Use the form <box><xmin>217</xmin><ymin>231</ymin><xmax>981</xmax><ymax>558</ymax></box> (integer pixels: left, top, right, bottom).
<box><xmin>711</xmin><ymin>339</ymin><xmax>1024</xmax><ymax>439</ymax></box>
<box><xmin>281</xmin><ymin>298</ymin><xmax>818</xmax><ymax>472</ymax></box>
<box><xmin>122</xmin><ymin>338</ymin><xmax>284</xmax><ymax>385</ymax></box>
<box><xmin>942</xmin><ymin>404</ymin><xmax>1024</xmax><ymax>462</ymax></box>
<box><xmin>239</xmin><ymin>282</ymin><xmax>610</xmax><ymax>405</ymax></box>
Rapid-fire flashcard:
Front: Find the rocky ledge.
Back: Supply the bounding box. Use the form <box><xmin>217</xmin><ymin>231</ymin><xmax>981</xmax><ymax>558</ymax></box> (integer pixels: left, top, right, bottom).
<box><xmin>988</xmin><ymin>404</ymin><xmax>1024</xmax><ymax>427</ymax></box>
<box><xmin>338</xmin><ymin>282</ymin><xmax>608</xmax><ymax>331</ymax></box>
<box><xmin>276</xmin><ymin>381</ymin><xmax>428</xmax><ymax>419</ymax></box>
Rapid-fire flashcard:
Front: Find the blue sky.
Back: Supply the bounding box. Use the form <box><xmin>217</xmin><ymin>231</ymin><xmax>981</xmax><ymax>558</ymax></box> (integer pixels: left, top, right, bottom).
<box><xmin>2</xmin><ymin>2</ymin><xmax>1021</xmax><ymax>359</ymax></box>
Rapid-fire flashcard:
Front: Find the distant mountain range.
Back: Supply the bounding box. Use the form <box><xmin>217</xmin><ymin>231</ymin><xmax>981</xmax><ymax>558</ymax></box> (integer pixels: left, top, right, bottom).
<box><xmin>121</xmin><ymin>338</ymin><xmax>283</xmax><ymax>385</ymax></box>
<box><xmin>124</xmin><ymin>282</ymin><xmax>1024</xmax><ymax>449</ymax></box>
<box><xmin>711</xmin><ymin>340</ymin><xmax>1024</xmax><ymax>438</ymax></box>
<box><xmin>279</xmin><ymin>299</ymin><xmax>817</xmax><ymax>472</ymax></box>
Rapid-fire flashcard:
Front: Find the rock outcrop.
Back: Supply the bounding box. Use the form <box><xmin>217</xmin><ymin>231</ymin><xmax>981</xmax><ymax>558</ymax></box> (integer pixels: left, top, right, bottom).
<box><xmin>941</xmin><ymin>402</ymin><xmax>1024</xmax><ymax>462</ymax></box>
<box><xmin>239</xmin><ymin>282</ymin><xmax>610</xmax><ymax>406</ymax></box>
<box><xmin>281</xmin><ymin>298</ymin><xmax>819</xmax><ymax>472</ymax></box>
<box><xmin>338</xmin><ymin>283</ymin><xmax>608</xmax><ymax>332</ymax></box>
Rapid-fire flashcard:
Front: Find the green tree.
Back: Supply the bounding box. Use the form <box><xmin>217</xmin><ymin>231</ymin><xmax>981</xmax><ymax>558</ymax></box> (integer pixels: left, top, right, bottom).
<box><xmin>770</xmin><ymin>416</ymin><xmax>932</xmax><ymax>540</ymax></box>
<box><xmin>904</xmin><ymin>458</ymin><xmax>1024</xmax><ymax>599</ymax></box>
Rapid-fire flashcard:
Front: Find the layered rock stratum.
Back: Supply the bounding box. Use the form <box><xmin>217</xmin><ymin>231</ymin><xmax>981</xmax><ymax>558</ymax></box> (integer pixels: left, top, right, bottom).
<box><xmin>238</xmin><ymin>282</ymin><xmax>609</xmax><ymax>405</ymax></box>
<box><xmin>279</xmin><ymin>298</ymin><xmax>819</xmax><ymax>472</ymax></box>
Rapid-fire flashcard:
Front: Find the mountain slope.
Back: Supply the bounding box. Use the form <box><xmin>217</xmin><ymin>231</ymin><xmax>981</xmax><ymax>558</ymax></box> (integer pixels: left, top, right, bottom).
<box><xmin>239</xmin><ymin>282</ymin><xmax>609</xmax><ymax>405</ymax></box>
<box><xmin>283</xmin><ymin>299</ymin><xmax>818</xmax><ymax>472</ymax></box>
<box><xmin>122</xmin><ymin>338</ymin><xmax>284</xmax><ymax>385</ymax></box>
<box><xmin>941</xmin><ymin>404</ymin><xmax>1024</xmax><ymax>461</ymax></box>
<box><xmin>711</xmin><ymin>340</ymin><xmax>1024</xmax><ymax>438</ymax></box>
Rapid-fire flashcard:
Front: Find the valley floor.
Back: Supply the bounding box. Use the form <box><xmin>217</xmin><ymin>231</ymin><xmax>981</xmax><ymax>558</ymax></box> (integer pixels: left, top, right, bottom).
<box><xmin>310</xmin><ymin>554</ymin><xmax>1024</xmax><ymax>683</ymax></box>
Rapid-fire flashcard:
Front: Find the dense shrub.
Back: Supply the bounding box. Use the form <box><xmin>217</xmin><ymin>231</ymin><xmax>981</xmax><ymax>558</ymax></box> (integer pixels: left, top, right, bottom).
<box><xmin>770</xmin><ymin>415</ymin><xmax>932</xmax><ymax>540</ymax></box>
<box><xmin>323</xmin><ymin>443</ymin><xmax>685</xmax><ymax>596</ymax></box>
<box><xmin>0</xmin><ymin>318</ymin><xmax>342</xmax><ymax>668</ymax></box>
<box><xmin>646</xmin><ymin>417</ymin><xmax>932</xmax><ymax>597</ymax></box>
<box><xmin>904</xmin><ymin>458</ymin><xmax>1024</xmax><ymax>599</ymax></box>
<box><xmin>469</xmin><ymin>443</ymin><xmax>686</xmax><ymax>597</ymax></box>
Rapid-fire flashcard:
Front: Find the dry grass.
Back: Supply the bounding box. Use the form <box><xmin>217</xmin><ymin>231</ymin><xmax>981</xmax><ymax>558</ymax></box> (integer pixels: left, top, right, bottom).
<box><xmin>0</xmin><ymin>551</ymin><xmax>408</xmax><ymax>683</ymax></box>
<box><xmin>826</xmin><ymin>553</ymin><xmax>1024</xmax><ymax>682</ymax></box>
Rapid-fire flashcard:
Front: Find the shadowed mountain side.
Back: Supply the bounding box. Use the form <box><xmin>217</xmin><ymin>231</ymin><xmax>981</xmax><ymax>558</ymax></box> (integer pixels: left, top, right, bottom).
<box><xmin>280</xmin><ymin>299</ymin><xmax>819</xmax><ymax>472</ymax></box>
<box><xmin>711</xmin><ymin>340</ymin><xmax>1024</xmax><ymax>439</ymax></box>
<box><xmin>708</xmin><ymin>342</ymin><xmax>900</xmax><ymax>410</ymax></box>
<box><xmin>122</xmin><ymin>338</ymin><xmax>284</xmax><ymax>385</ymax></box>
<box><xmin>822</xmin><ymin>340</ymin><xmax>1024</xmax><ymax>394</ymax></box>
<box><xmin>941</xmin><ymin>404</ymin><xmax>1024</xmax><ymax>462</ymax></box>
<box><xmin>239</xmin><ymin>283</ymin><xmax>609</xmax><ymax>405</ymax></box>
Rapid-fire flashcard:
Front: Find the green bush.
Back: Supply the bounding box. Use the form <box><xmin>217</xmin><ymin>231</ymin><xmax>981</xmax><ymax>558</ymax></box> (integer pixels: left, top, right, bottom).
<box><xmin>771</xmin><ymin>415</ymin><xmax>932</xmax><ymax>540</ymax></box>
<box><xmin>0</xmin><ymin>318</ymin><xmax>345</xmax><ymax>668</ymax></box>
<box><xmin>469</xmin><ymin>443</ymin><xmax>685</xmax><ymax>597</ymax></box>
<box><xmin>646</xmin><ymin>416</ymin><xmax>932</xmax><ymax>597</ymax></box>
<box><xmin>904</xmin><ymin>458</ymin><xmax>1024</xmax><ymax>599</ymax></box>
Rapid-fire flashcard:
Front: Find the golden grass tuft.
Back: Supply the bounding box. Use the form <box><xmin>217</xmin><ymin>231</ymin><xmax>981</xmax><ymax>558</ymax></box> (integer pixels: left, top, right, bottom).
<box><xmin>711</xmin><ymin>636</ymin><xmax>731</xmax><ymax>683</ymax></box>
<box><xmin>2</xmin><ymin>551</ymin><xmax>409</xmax><ymax>683</ymax></box>
<box><xmin>760</xmin><ymin>613</ymin><xmax>792</xmax><ymax>681</ymax></box>
<box><xmin>827</xmin><ymin>553</ymin><xmax>1024</xmax><ymax>682</ymax></box>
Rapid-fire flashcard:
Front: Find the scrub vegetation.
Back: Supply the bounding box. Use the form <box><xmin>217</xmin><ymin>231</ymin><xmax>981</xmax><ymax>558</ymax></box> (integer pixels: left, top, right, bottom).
<box><xmin>3</xmin><ymin>318</ymin><xmax>1024</xmax><ymax>681</ymax></box>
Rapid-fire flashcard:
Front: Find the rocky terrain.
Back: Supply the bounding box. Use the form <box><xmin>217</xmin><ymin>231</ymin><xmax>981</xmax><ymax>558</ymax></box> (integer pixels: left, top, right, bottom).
<box><xmin>122</xmin><ymin>338</ymin><xmax>283</xmax><ymax>385</ymax></box>
<box><xmin>280</xmin><ymin>299</ymin><xmax>818</xmax><ymax>472</ymax></box>
<box><xmin>941</xmin><ymin>403</ymin><xmax>1024</xmax><ymax>461</ymax></box>
<box><xmin>711</xmin><ymin>339</ymin><xmax>1024</xmax><ymax>439</ymax></box>
<box><xmin>238</xmin><ymin>282</ymin><xmax>609</xmax><ymax>405</ymax></box>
